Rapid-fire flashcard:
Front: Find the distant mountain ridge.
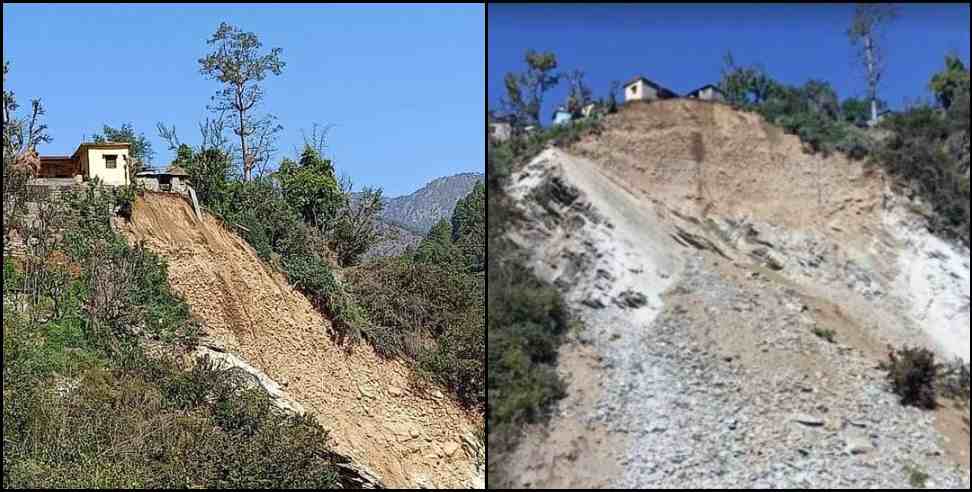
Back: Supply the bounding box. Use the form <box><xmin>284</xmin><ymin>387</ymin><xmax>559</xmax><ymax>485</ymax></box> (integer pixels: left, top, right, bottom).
<box><xmin>380</xmin><ymin>172</ymin><xmax>485</xmax><ymax>234</ymax></box>
<box><xmin>356</xmin><ymin>172</ymin><xmax>484</xmax><ymax>259</ymax></box>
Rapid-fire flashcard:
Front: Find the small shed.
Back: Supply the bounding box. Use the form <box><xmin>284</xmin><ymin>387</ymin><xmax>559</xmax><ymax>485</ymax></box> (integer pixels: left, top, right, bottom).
<box><xmin>685</xmin><ymin>84</ymin><xmax>727</xmax><ymax>103</ymax></box>
<box><xmin>136</xmin><ymin>165</ymin><xmax>191</xmax><ymax>193</ymax></box>
<box><xmin>488</xmin><ymin>114</ymin><xmax>514</xmax><ymax>142</ymax></box>
<box><xmin>623</xmin><ymin>76</ymin><xmax>678</xmax><ymax>103</ymax></box>
<box><xmin>552</xmin><ymin>106</ymin><xmax>573</xmax><ymax>126</ymax></box>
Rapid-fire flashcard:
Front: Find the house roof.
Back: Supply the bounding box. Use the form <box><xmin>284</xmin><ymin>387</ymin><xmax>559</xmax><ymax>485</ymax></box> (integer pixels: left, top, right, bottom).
<box><xmin>623</xmin><ymin>76</ymin><xmax>679</xmax><ymax>97</ymax></box>
<box><xmin>136</xmin><ymin>165</ymin><xmax>190</xmax><ymax>177</ymax></box>
<box><xmin>70</xmin><ymin>142</ymin><xmax>132</xmax><ymax>160</ymax></box>
<box><xmin>686</xmin><ymin>84</ymin><xmax>726</xmax><ymax>97</ymax></box>
<box><xmin>165</xmin><ymin>165</ymin><xmax>190</xmax><ymax>177</ymax></box>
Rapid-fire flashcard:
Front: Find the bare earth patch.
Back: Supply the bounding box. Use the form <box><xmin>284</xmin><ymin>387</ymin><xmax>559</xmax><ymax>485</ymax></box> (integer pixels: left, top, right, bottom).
<box><xmin>120</xmin><ymin>192</ymin><xmax>483</xmax><ymax>489</ymax></box>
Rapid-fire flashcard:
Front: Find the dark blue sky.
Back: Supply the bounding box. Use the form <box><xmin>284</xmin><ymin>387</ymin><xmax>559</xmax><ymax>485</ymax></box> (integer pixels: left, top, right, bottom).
<box><xmin>4</xmin><ymin>3</ymin><xmax>485</xmax><ymax>197</ymax></box>
<box><xmin>489</xmin><ymin>3</ymin><xmax>970</xmax><ymax>125</ymax></box>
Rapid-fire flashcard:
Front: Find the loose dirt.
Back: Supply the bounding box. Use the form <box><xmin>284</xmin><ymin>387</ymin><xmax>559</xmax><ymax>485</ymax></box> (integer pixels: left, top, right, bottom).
<box><xmin>120</xmin><ymin>192</ymin><xmax>483</xmax><ymax>489</ymax></box>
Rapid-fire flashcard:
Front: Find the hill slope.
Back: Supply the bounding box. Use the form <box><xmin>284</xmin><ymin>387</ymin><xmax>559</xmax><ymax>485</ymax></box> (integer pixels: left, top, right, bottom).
<box><xmin>360</xmin><ymin>172</ymin><xmax>485</xmax><ymax>259</ymax></box>
<box><xmin>380</xmin><ymin>173</ymin><xmax>485</xmax><ymax>235</ymax></box>
<box><xmin>497</xmin><ymin>99</ymin><xmax>970</xmax><ymax>489</ymax></box>
<box><xmin>120</xmin><ymin>192</ymin><xmax>484</xmax><ymax>489</ymax></box>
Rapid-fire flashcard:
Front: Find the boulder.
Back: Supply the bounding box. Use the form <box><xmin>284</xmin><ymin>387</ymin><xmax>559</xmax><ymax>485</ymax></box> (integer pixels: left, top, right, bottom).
<box><xmin>791</xmin><ymin>413</ymin><xmax>825</xmax><ymax>427</ymax></box>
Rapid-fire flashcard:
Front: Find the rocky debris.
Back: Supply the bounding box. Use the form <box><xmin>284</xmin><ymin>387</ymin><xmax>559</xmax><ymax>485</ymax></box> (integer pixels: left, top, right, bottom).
<box><xmin>502</xmin><ymin>147</ymin><xmax>971</xmax><ymax>490</ymax></box>
<box><xmin>614</xmin><ymin>290</ymin><xmax>649</xmax><ymax>309</ymax></box>
<box><xmin>334</xmin><ymin>462</ymin><xmax>384</xmax><ymax>489</ymax></box>
<box><xmin>195</xmin><ymin>346</ymin><xmax>307</xmax><ymax>416</ymax></box>
<box><xmin>750</xmin><ymin>246</ymin><xmax>786</xmax><ymax>271</ymax></box>
<box><xmin>791</xmin><ymin>414</ymin><xmax>825</xmax><ymax>427</ymax></box>
<box><xmin>582</xmin><ymin>296</ymin><xmax>608</xmax><ymax>309</ymax></box>
<box><xmin>671</xmin><ymin>224</ymin><xmax>732</xmax><ymax>260</ymax></box>
<box><xmin>843</xmin><ymin>431</ymin><xmax>875</xmax><ymax>456</ymax></box>
<box><xmin>574</xmin><ymin>254</ymin><xmax>968</xmax><ymax>489</ymax></box>
<box><xmin>123</xmin><ymin>192</ymin><xmax>482</xmax><ymax>489</ymax></box>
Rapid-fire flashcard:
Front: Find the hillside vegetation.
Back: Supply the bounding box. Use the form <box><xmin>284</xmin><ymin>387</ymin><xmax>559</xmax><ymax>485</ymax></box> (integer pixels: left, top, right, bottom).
<box><xmin>4</xmin><ymin>21</ymin><xmax>484</xmax><ymax>489</ymax></box>
<box><xmin>2</xmin><ymin>175</ymin><xmax>350</xmax><ymax>488</ymax></box>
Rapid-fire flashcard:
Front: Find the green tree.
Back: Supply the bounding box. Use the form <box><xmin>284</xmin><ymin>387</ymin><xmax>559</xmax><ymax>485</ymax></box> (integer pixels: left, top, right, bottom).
<box><xmin>947</xmin><ymin>85</ymin><xmax>970</xmax><ymax>133</ymax></box>
<box><xmin>607</xmin><ymin>80</ymin><xmax>620</xmax><ymax>113</ymax></box>
<box><xmin>929</xmin><ymin>54</ymin><xmax>971</xmax><ymax>111</ymax></box>
<box><xmin>198</xmin><ymin>22</ymin><xmax>286</xmax><ymax>181</ymax></box>
<box><xmin>563</xmin><ymin>69</ymin><xmax>592</xmax><ymax>116</ymax></box>
<box><xmin>182</xmin><ymin>147</ymin><xmax>235</xmax><ymax>210</ymax></box>
<box><xmin>451</xmin><ymin>181</ymin><xmax>485</xmax><ymax>273</ymax></box>
<box><xmin>501</xmin><ymin>50</ymin><xmax>560</xmax><ymax>127</ymax></box>
<box><xmin>174</xmin><ymin>143</ymin><xmax>195</xmax><ymax>165</ymax></box>
<box><xmin>92</xmin><ymin>123</ymin><xmax>155</xmax><ymax>173</ymax></box>
<box><xmin>848</xmin><ymin>4</ymin><xmax>898</xmax><ymax>124</ymax></box>
<box><xmin>414</xmin><ymin>219</ymin><xmax>463</xmax><ymax>270</ymax></box>
<box><xmin>718</xmin><ymin>52</ymin><xmax>775</xmax><ymax>107</ymax></box>
<box><xmin>275</xmin><ymin>145</ymin><xmax>344</xmax><ymax>233</ymax></box>
<box><xmin>329</xmin><ymin>186</ymin><xmax>384</xmax><ymax>267</ymax></box>
<box><xmin>802</xmin><ymin>80</ymin><xmax>840</xmax><ymax>121</ymax></box>
<box><xmin>841</xmin><ymin>96</ymin><xmax>886</xmax><ymax>125</ymax></box>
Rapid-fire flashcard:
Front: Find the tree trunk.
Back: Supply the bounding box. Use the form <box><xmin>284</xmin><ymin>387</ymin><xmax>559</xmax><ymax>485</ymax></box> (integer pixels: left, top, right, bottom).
<box><xmin>865</xmin><ymin>35</ymin><xmax>878</xmax><ymax>124</ymax></box>
<box><xmin>237</xmin><ymin>85</ymin><xmax>249</xmax><ymax>181</ymax></box>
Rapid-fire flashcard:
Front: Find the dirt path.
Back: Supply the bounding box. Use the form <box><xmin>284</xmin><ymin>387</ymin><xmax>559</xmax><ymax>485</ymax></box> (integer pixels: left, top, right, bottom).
<box><xmin>502</xmin><ymin>149</ymin><xmax>681</xmax><ymax>488</ymax></box>
<box><xmin>120</xmin><ymin>192</ymin><xmax>484</xmax><ymax>489</ymax></box>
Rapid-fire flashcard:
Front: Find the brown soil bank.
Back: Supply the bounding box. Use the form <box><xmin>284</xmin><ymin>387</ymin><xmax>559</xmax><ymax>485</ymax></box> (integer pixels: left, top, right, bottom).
<box><xmin>571</xmin><ymin>98</ymin><xmax>886</xmax><ymax>240</ymax></box>
<box><xmin>120</xmin><ymin>192</ymin><xmax>483</xmax><ymax>489</ymax></box>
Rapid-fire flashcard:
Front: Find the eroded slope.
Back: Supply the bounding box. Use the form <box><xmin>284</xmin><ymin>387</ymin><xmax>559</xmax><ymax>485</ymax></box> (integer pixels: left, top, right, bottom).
<box><xmin>120</xmin><ymin>192</ymin><xmax>484</xmax><ymax>489</ymax></box>
<box><xmin>500</xmin><ymin>99</ymin><xmax>970</xmax><ymax>488</ymax></box>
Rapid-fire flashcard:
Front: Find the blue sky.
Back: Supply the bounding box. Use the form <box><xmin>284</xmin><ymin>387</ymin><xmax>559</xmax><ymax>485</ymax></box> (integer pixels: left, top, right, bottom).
<box><xmin>489</xmin><ymin>3</ymin><xmax>970</xmax><ymax>125</ymax></box>
<box><xmin>3</xmin><ymin>3</ymin><xmax>485</xmax><ymax>197</ymax></box>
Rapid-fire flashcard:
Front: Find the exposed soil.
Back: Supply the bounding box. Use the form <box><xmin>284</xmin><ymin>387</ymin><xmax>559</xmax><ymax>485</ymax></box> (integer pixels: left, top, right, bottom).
<box><xmin>500</xmin><ymin>342</ymin><xmax>624</xmax><ymax>489</ymax></box>
<box><xmin>120</xmin><ymin>192</ymin><xmax>483</xmax><ymax>489</ymax></box>
<box><xmin>498</xmin><ymin>98</ymin><xmax>970</xmax><ymax>488</ymax></box>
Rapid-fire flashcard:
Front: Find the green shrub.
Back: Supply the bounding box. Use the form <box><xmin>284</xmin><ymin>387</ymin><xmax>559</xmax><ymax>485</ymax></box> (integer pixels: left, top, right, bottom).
<box><xmin>281</xmin><ymin>251</ymin><xmax>363</xmax><ymax>339</ymax></box>
<box><xmin>834</xmin><ymin>128</ymin><xmax>875</xmax><ymax>161</ymax></box>
<box><xmin>486</xmin><ymin>126</ymin><xmax>578</xmax><ymax>484</ymax></box>
<box><xmin>275</xmin><ymin>146</ymin><xmax>344</xmax><ymax>232</ymax></box>
<box><xmin>195</xmin><ymin>176</ymin><xmax>366</xmax><ymax>339</ymax></box>
<box><xmin>328</xmin><ymin>186</ymin><xmax>384</xmax><ymax>267</ymax></box>
<box><xmin>112</xmin><ymin>183</ymin><xmax>140</xmax><ymax>220</ymax></box>
<box><xmin>881</xmin><ymin>345</ymin><xmax>940</xmax><ymax>410</ymax></box>
<box><xmin>4</xmin><ymin>176</ymin><xmax>348</xmax><ymax>488</ymax></box>
<box><xmin>873</xmin><ymin>105</ymin><xmax>969</xmax><ymax>246</ymax></box>
<box><xmin>906</xmin><ymin>465</ymin><xmax>930</xmax><ymax>489</ymax></box>
<box><xmin>345</xmin><ymin>257</ymin><xmax>484</xmax><ymax>408</ymax></box>
<box><xmin>937</xmin><ymin>359</ymin><xmax>970</xmax><ymax>401</ymax></box>
<box><xmin>2</xmin><ymin>355</ymin><xmax>342</xmax><ymax>489</ymax></box>
<box><xmin>812</xmin><ymin>327</ymin><xmax>837</xmax><ymax>343</ymax></box>
<box><xmin>3</xmin><ymin>256</ymin><xmax>19</xmax><ymax>294</ymax></box>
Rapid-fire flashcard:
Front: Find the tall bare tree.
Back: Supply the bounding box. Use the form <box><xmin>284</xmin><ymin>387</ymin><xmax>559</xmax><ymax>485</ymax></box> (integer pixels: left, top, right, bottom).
<box><xmin>3</xmin><ymin>61</ymin><xmax>51</xmax><ymax>175</ymax></box>
<box><xmin>848</xmin><ymin>4</ymin><xmax>898</xmax><ymax>125</ymax></box>
<box><xmin>198</xmin><ymin>22</ymin><xmax>285</xmax><ymax>181</ymax></box>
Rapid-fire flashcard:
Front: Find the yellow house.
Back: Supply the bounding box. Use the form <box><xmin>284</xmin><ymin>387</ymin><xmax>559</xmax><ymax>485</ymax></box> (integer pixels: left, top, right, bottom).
<box><xmin>38</xmin><ymin>142</ymin><xmax>132</xmax><ymax>186</ymax></box>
